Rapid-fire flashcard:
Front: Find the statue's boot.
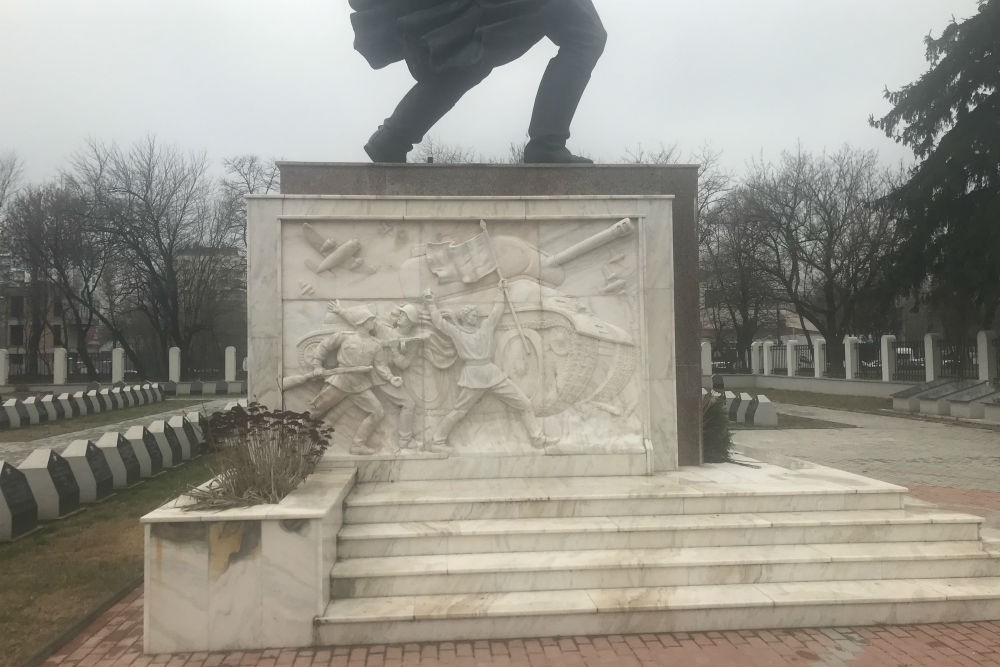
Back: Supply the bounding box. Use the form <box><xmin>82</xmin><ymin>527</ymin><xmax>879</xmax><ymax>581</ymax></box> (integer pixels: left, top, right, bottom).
<box><xmin>524</xmin><ymin>0</ymin><xmax>607</xmax><ymax>164</ymax></box>
<box><xmin>365</xmin><ymin>66</ymin><xmax>492</xmax><ymax>163</ymax></box>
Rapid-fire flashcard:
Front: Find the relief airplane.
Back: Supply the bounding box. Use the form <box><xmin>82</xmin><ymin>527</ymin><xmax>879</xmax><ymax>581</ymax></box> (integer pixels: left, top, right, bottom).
<box><xmin>302</xmin><ymin>223</ymin><xmax>376</xmax><ymax>276</ymax></box>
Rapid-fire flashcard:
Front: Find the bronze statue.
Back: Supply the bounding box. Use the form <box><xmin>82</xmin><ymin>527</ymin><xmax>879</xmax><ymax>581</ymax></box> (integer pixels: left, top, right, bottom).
<box><xmin>350</xmin><ymin>0</ymin><xmax>607</xmax><ymax>164</ymax></box>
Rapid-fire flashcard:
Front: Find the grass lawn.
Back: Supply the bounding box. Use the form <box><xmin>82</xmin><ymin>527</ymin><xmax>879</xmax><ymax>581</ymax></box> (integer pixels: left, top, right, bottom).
<box><xmin>0</xmin><ymin>456</ymin><xmax>215</xmax><ymax>666</ymax></box>
<box><xmin>755</xmin><ymin>389</ymin><xmax>892</xmax><ymax>414</ymax></box>
<box><xmin>0</xmin><ymin>399</ymin><xmax>212</xmax><ymax>443</ymax></box>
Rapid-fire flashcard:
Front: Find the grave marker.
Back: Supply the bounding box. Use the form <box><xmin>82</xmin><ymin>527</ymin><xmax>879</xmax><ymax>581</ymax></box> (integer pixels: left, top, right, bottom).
<box><xmin>0</xmin><ymin>460</ymin><xmax>38</xmax><ymax>540</ymax></box>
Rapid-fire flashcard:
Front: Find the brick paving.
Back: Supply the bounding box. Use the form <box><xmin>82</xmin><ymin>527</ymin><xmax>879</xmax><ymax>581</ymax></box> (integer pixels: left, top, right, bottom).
<box><xmin>40</xmin><ymin>588</ymin><xmax>1000</xmax><ymax>666</ymax></box>
<box><xmin>36</xmin><ymin>405</ymin><xmax>1000</xmax><ymax>666</ymax></box>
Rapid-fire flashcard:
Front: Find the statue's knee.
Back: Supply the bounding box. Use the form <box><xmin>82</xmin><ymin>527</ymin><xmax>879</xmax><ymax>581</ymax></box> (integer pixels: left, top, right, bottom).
<box><xmin>371</xmin><ymin>403</ymin><xmax>385</xmax><ymax>421</ymax></box>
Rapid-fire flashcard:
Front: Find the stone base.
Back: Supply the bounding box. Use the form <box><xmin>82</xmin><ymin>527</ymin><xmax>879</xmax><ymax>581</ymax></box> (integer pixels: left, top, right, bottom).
<box><xmin>143</xmin><ymin>449</ymin><xmax>1000</xmax><ymax>652</ymax></box>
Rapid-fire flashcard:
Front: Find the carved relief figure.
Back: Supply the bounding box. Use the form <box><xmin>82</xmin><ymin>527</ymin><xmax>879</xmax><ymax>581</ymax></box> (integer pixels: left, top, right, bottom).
<box><xmin>424</xmin><ymin>282</ymin><xmax>558</xmax><ymax>455</ymax></box>
<box><xmin>307</xmin><ymin>305</ymin><xmax>402</xmax><ymax>455</ymax></box>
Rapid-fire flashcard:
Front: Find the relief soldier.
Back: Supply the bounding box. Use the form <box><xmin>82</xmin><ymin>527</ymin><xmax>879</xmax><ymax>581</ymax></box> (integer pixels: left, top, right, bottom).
<box><xmin>308</xmin><ymin>305</ymin><xmax>402</xmax><ymax>455</ymax></box>
<box><xmin>423</xmin><ymin>282</ymin><xmax>558</xmax><ymax>454</ymax></box>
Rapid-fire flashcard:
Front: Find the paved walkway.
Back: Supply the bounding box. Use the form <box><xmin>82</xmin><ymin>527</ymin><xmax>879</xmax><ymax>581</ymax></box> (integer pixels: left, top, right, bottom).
<box><xmin>38</xmin><ymin>403</ymin><xmax>1000</xmax><ymax>667</ymax></box>
<box><xmin>0</xmin><ymin>398</ymin><xmax>230</xmax><ymax>466</ymax></box>
<box><xmin>734</xmin><ymin>404</ymin><xmax>1000</xmax><ymax>531</ymax></box>
<box><xmin>42</xmin><ymin>588</ymin><xmax>1000</xmax><ymax>666</ymax></box>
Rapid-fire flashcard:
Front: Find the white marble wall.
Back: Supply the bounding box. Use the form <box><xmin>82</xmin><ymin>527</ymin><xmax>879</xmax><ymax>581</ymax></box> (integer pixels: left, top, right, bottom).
<box><xmin>247</xmin><ymin>195</ymin><xmax>679</xmax><ymax>471</ymax></box>
<box><xmin>143</xmin><ymin>469</ymin><xmax>354</xmax><ymax>653</ymax></box>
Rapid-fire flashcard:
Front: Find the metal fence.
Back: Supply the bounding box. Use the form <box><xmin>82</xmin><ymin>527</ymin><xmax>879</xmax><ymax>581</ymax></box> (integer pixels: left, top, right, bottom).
<box><xmin>891</xmin><ymin>340</ymin><xmax>925</xmax><ymax>382</ymax></box>
<box><xmin>6</xmin><ymin>352</ymin><xmax>53</xmax><ymax>382</ymax></box>
<box><xmin>4</xmin><ymin>350</ymin><xmax>138</xmax><ymax>384</ymax></box>
<box><xmin>854</xmin><ymin>341</ymin><xmax>881</xmax><ymax>380</ymax></box>
<box><xmin>712</xmin><ymin>345</ymin><xmax>752</xmax><ymax>374</ymax></box>
<box><xmin>795</xmin><ymin>344</ymin><xmax>814</xmax><ymax>376</ymax></box>
<box><xmin>938</xmin><ymin>340</ymin><xmax>978</xmax><ymax>380</ymax></box>
<box><xmin>770</xmin><ymin>344</ymin><xmax>787</xmax><ymax>373</ymax></box>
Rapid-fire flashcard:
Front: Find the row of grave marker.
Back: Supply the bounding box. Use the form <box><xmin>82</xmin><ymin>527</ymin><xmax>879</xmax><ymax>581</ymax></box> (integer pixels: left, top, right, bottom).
<box><xmin>1</xmin><ymin>413</ymin><xmax>199</xmax><ymax>541</ymax></box>
<box><xmin>0</xmin><ymin>399</ymin><xmax>249</xmax><ymax>541</ymax></box>
<box><xmin>704</xmin><ymin>389</ymin><xmax>778</xmax><ymax>427</ymax></box>
<box><xmin>161</xmin><ymin>380</ymin><xmax>245</xmax><ymax>397</ymax></box>
<box><xmin>0</xmin><ymin>383</ymin><xmax>164</xmax><ymax>431</ymax></box>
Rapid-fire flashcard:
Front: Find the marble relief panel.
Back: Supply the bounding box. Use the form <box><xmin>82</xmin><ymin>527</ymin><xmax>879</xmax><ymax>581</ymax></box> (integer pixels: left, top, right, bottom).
<box><xmin>279</xmin><ymin>217</ymin><xmax>647</xmax><ymax>459</ymax></box>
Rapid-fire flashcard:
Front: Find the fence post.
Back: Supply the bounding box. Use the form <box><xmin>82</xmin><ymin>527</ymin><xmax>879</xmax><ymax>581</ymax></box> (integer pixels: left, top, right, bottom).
<box><xmin>813</xmin><ymin>338</ymin><xmax>826</xmax><ymax>379</ymax></box>
<box><xmin>785</xmin><ymin>338</ymin><xmax>798</xmax><ymax>377</ymax></box>
<box><xmin>168</xmin><ymin>347</ymin><xmax>181</xmax><ymax>383</ymax></box>
<box><xmin>750</xmin><ymin>342</ymin><xmax>762</xmax><ymax>374</ymax></box>
<box><xmin>700</xmin><ymin>341</ymin><xmax>713</xmax><ymax>377</ymax></box>
<box><xmin>977</xmin><ymin>330</ymin><xmax>997</xmax><ymax>382</ymax></box>
<box><xmin>844</xmin><ymin>336</ymin><xmax>859</xmax><ymax>380</ymax></box>
<box><xmin>763</xmin><ymin>342</ymin><xmax>774</xmax><ymax>376</ymax></box>
<box><xmin>225</xmin><ymin>346</ymin><xmax>237</xmax><ymax>382</ymax></box>
<box><xmin>53</xmin><ymin>348</ymin><xmax>67</xmax><ymax>385</ymax></box>
<box><xmin>880</xmin><ymin>335</ymin><xmax>897</xmax><ymax>383</ymax></box>
<box><xmin>111</xmin><ymin>348</ymin><xmax>125</xmax><ymax>384</ymax></box>
<box><xmin>924</xmin><ymin>333</ymin><xmax>941</xmax><ymax>382</ymax></box>
<box><xmin>0</xmin><ymin>350</ymin><xmax>7</xmax><ymax>386</ymax></box>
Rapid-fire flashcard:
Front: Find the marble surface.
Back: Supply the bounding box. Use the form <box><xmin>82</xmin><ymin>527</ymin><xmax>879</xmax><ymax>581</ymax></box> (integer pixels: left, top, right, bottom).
<box><xmin>143</xmin><ymin>469</ymin><xmax>355</xmax><ymax>653</ymax></box>
<box><xmin>247</xmin><ymin>195</ymin><xmax>680</xmax><ymax>470</ymax></box>
<box><xmin>316</xmin><ymin>578</ymin><xmax>1000</xmax><ymax>644</ymax></box>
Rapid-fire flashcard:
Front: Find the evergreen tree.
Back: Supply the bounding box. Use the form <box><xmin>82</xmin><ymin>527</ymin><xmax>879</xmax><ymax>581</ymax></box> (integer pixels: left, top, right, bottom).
<box><xmin>871</xmin><ymin>0</ymin><xmax>1000</xmax><ymax>328</ymax></box>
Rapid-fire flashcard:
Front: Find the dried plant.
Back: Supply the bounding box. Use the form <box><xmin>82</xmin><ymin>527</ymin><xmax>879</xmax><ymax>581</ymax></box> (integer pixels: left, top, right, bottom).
<box><xmin>184</xmin><ymin>403</ymin><xmax>332</xmax><ymax>511</ymax></box>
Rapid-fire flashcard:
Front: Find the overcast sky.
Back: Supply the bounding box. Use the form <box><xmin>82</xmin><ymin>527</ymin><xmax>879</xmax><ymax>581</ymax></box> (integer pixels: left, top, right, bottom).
<box><xmin>0</xmin><ymin>0</ymin><xmax>982</xmax><ymax>182</ymax></box>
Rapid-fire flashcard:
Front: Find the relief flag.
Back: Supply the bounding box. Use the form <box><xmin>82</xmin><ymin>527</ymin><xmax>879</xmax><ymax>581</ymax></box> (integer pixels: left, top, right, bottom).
<box><xmin>425</xmin><ymin>232</ymin><xmax>498</xmax><ymax>284</ymax></box>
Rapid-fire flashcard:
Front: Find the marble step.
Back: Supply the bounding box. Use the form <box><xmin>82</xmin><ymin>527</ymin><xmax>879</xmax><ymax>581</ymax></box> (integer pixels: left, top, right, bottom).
<box><xmin>316</xmin><ymin>577</ymin><xmax>1000</xmax><ymax>645</ymax></box>
<box><xmin>344</xmin><ymin>475</ymin><xmax>904</xmax><ymax>524</ymax></box>
<box><xmin>337</xmin><ymin>508</ymin><xmax>983</xmax><ymax>558</ymax></box>
<box><xmin>330</xmin><ymin>541</ymin><xmax>998</xmax><ymax>598</ymax></box>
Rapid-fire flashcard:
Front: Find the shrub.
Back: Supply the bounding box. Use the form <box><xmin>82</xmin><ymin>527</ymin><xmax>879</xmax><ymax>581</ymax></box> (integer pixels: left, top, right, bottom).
<box><xmin>185</xmin><ymin>403</ymin><xmax>332</xmax><ymax>511</ymax></box>
<box><xmin>702</xmin><ymin>393</ymin><xmax>733</xmax><ymax>463</ymax></box>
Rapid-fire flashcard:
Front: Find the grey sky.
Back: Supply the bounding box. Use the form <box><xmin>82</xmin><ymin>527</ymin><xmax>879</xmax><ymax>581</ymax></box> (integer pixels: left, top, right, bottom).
<box><xmin>0</xmin><ymin>0</ymin><xmax>981</xmax><ymax>181</ymax></box>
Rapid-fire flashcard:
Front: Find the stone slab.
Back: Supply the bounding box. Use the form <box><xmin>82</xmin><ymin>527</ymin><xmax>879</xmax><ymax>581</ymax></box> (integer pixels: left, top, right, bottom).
<box><xmin>18</xmin><ymin>448</ymin><xmax>80</xmax><ymax>520</ymax></box>
<box><xmin>61</xmin><ymin>440</ymin><xmax>113</xmax><ymax>503</ymax></box>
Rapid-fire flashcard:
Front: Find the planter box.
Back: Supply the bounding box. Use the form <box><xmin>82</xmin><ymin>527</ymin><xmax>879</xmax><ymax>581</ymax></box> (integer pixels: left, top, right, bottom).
<box><xmin>141</xmin><ymin>468</ymin><xmax>355</xmax><ymax>653</ymax></box>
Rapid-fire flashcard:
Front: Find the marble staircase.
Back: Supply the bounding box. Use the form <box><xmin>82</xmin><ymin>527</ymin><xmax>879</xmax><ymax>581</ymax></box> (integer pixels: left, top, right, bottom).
<box><xmin>316</xmin><ymin>462</ymin><xmax>1000</xmax><ymax>645</ymax></box>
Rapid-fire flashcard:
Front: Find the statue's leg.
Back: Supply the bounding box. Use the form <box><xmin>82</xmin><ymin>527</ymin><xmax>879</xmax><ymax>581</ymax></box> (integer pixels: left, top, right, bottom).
<box><xmin>378</xmin><ymin>384</ymin><xmax>417</xmax><ymax>448</ymax></box>
<box><xmin>490</xmin><ymin>378</ymin><xmax>558</xmax><ymax>449</ymax></box>
<box><xmin>310</xmin><ymin>384</ymin><xmax>347</xmax><ymax>420</ymax></box>
<box><xmin>431</xmin><ymin>386</ymin><xmax>485</xmax><ymax>452</ymax></box>
<box><xmin>348</xmin><ymin>389</ymin><xmax>385</xmax><ymax>454</ymax></box>
<box><xmin>524</xmin><ymin>0</ymin><xmax>607</xmax><ymax>164</ymax></box>
<box><xmin>365</xmin><ymin>64</ymin><xmax>493</xmax><ymax>163</ymax></box>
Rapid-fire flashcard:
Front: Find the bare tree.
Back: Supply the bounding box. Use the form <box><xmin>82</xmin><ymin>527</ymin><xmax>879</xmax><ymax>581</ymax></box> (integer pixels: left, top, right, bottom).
<box><xmin>66</xmin><ymin>136</ymin><xmax>244</xmax><ymax>377</ymax></box>
<box><xmin>0</xmin><ymin>151</ymin><xmax>22</xmax><ymax>213</ymax></box>
<box><xmin>701</xmin><ymin>188</ymin><xmax>776</xmax><ymax>355</ymax></box>
<box><xmin>3</xmin><ymin>186</ymin><xmax>51</xmax><ymax>377</ymax></box>
<box><xmin>745</xmin><ymin>145</ymin><xmax>900</xmax><ymax>364</ymax></box>
<box><xmin>220</xmin><ymin>154</ymin><xmax>280</xmax><ymax>246</ymax></box>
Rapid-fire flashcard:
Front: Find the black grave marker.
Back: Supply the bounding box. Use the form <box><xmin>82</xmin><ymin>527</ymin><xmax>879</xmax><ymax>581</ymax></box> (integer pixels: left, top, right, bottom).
<box><xmin>179</xmin><ymin>418</ymin><xmax>201</xmax><ymax>455</ymax></box>
<box><xmin>745</xmin><ymin>397</ymin><xmax>760</xmax><ymax>426</ymax></box>
<box><xmin>47</xmin><ymin>395</ymin><xmax>65</xmax><ymax>420</ymax></box>
<box><xmin>1</xmin><ymin>461</ymin><xmax>38</xmax><ymax>538</ymax></box>
<box><xmin>83</xmin><ymin>442</ymin><xmax>114</xmax><ymax>500</ymax></box>
<box><xmin>163</xmin><ymin>425</ymin><xmax>184</xmax><ymax>463</ymax></box>
<box><xmin>141</xmin><ymin>428</ymin><xmax>163</xmax><ymax>474</ymax></box>
<box><xmin>12</xmin><ymin>401</ymin><xmax>30</xmax><ymax>426</ymax></box>
<box><xmin>728</xmin><ymin>395</ymin><xmax>742</xmax><ymax>421</ymax></box>
<box><xmin>113</xmin><ymin>434</ymin><xmax>141</xmax><ymax>486</ymax></box>
<box><xmin>48</xmin><ymin>450</ymin><xmax>81</xmax><ymax>516</ymax></box>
